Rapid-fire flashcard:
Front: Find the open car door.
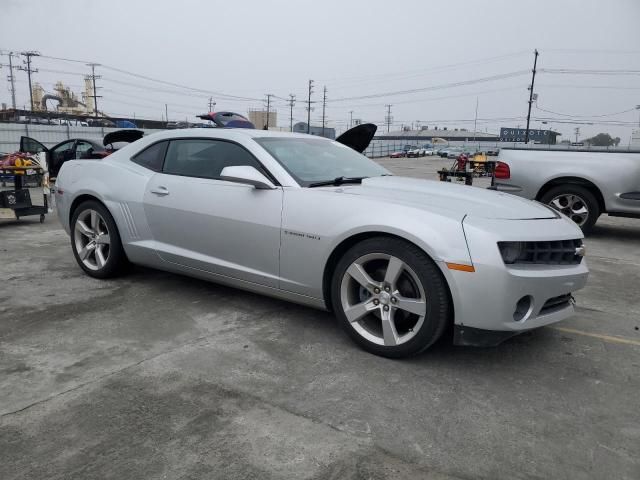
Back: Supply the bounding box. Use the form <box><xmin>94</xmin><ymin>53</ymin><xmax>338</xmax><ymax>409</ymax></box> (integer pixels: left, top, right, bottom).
<box><xmin>334</xmin><ymin>123</ymin><xmax>377</xmax><ymax>153</ymax></box>
<box><xmin>20</xmin><ymin>136</ymin><xmax>49</xmax><ymax>155</ymax></box>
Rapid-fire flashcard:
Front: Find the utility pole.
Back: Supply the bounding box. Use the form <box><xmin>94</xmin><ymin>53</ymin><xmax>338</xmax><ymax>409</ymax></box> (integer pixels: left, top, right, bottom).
<box><xmin>264</xmin><ymin>94</ymin><xmax>273</xmax><ymax>129</ymax></box>
<box><xmin>17</xmin><ymin>51</ymin><xmax>39</xmax><ymax>111</ymax></box>
<box><xmin>0</xmin><ymin>52</ymin><xmax>18</xmax><ymax>109</ymax></box>
<box><xmin>208</xmin><ymin>97</ymin><xmax>216</xmax><ymax>112</ymax></box>
<box><xmin>473</xmin><ymin>97</ymin><xmax>479</xmax><ymax>143</ymax></box>
<box><xmin>635</xmin><ymin>105</ymin><xmax>640</xmax><ymax>127</ymax></box>
<box><xmin>524</xmin><ymin>49</ymin><xmax>539</xmax><ymax>144</ymax></box>
<box><xmin>287</xmin><ymin>94</ymin><xmax>295</xmax><ymax>132</ymax></box>
<box><xmin>574</xmin><ymin>127</ymin><xmax>580</xmax><ymax>144</ymax></box>
<box><xmin>385</xmin><ymin>104</ymin><xmax>393</xmax><ymax>133</ymax></box>
<box><xmin>321</xmin><ymin>86</ymin><xmax>327</xmax><ymax>137</ymax></box>
<box><xmin>86</xmin><ymin>63</ymin><xmax>102</xmax><ymax>118</ymax></box>
<box><xmin>165</xmin><ymin>104</ymin><xmax>168</xmax><ymax>123</ymax></box>
<box><xmin>306</xmin><ymin>79</ymin><xmax>314</xmax><ymax>134</ymax></box>
<box><xmin>349</xmin><ymin>110</ymin><xmax>353</xmax><ymax>129</ymax></box>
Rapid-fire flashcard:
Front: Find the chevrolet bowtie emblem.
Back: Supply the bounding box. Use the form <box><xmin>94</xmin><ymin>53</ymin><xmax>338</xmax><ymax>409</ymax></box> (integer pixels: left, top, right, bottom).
<box><xmin>575</xmin><ymin>245</ymin><xmax>586</xmax><ymax>257</ymax></box>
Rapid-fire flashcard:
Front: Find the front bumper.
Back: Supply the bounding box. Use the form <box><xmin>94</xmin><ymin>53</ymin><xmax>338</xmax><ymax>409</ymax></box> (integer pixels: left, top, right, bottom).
<box><xmin>445</xmin><ymin>216</ymin><xmax>588</xmax><ymax>337</ymax></box>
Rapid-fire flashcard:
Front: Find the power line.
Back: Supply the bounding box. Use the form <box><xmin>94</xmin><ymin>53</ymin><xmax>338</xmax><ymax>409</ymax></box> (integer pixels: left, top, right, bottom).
<box><xmin>535</xmin><ymin>105</ymin><xmax>638</xmax><ymax>118</ymax></box>
<box><xmin>329</xmin><ymin>71</ymin><xmax>530</xmax><ymax>102</ymax></box>
<box><xmin>540</xmin><ymin>68</ymin><xmax>640</xmax><ymax>75</ymax></box>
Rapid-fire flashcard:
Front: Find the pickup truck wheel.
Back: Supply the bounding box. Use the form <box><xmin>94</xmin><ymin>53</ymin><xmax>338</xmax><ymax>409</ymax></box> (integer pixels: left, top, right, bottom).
<box><xmin>540</xmin><ymin>185</ymin><xmax>600</xmax><ymax>234</ymax></box>
<box><xmin>331</xmin><ymin>237</ymin><xmax>450</xmax><ymax>358</ymax></box>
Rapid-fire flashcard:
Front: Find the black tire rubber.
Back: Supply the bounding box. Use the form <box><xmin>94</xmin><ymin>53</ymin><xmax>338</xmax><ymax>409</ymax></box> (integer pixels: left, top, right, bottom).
<box><xmin>70</xmin><ymin>200</ymin><xmax>128</xmax><ymax>279</ymax></box>
<box><xmin>540</xmin><ymin>185</ymin><xmax>600</xmax><ymax>235</ymax></box>
<box><xmin>330</xmin><ymin>237</ymin><xmax>450</xmax><ymax>358</ymax></box>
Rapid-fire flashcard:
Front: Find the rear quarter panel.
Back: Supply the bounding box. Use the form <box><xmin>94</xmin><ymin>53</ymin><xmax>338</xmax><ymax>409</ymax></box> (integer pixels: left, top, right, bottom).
<box><xmin>498</xmin><ymin>149</ymin><xmax>640</xmax><ymax>213</ymax></box>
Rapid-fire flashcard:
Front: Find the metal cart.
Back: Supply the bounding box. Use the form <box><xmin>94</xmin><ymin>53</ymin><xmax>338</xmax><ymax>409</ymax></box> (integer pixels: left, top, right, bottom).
<box><xmin>0</xmin><ymin>165</ymin><xmax>49</xmax><ymax>223</ymax></box>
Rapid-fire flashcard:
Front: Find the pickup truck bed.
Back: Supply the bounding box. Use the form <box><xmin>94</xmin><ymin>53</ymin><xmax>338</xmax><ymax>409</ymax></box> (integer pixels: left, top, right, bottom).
<box><xmin>491</xmin><ymin>147</ymin><xmax>640</xmax><ymax>234</ymax></box>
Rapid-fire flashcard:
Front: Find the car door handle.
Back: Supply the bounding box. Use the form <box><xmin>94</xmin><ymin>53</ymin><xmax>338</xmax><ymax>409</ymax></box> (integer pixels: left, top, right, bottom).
<box><xmin>150</xmin><ymin>186</ymin><xmax>170</xmax><ymax>196</ymax></box>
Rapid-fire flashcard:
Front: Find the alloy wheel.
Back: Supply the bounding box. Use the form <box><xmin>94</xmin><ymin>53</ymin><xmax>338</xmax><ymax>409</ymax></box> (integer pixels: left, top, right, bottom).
<box><xmin>549</xmin><ymin>194</ymin><xmax>589</xmax><ymax>226</ymax></box>
<box><xmin>74</xmin><ymin>209</ymin><xmax>111</xmax><ymax>271</ymax></box>
<box><xmin>340</xmin><ymin>253</ymin><xmax>427</xmax><ymax>347</ymax></box>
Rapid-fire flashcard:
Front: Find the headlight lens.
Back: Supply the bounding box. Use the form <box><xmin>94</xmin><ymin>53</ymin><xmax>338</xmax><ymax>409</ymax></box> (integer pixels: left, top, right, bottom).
<box><xmin>498</xmin><ymin>241</ymin><xmax>525</xmax><ymax>264</ymax></box>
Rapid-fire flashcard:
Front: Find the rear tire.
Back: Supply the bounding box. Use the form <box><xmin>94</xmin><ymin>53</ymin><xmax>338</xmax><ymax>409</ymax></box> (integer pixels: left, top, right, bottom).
<box><xmin>540</xmin><ymin>185</ymin><xmax>600</xmax><ymax>234</ymax></box>
<box><xmin>331</xmin><ymin>237</ymin><xmax>450</xmax><ymax>358</ymax></box>
<box><xmin>70</xmin><ymin>200</ymin><xmax>128</xmax><ymax>278</ymax></box>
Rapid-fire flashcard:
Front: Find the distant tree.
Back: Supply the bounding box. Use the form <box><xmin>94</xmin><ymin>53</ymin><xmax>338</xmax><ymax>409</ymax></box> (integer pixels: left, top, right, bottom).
<box><xmin>584</xmin><ymin>133</ymin><xmax>617</xmax><ymax>147</ymax></box>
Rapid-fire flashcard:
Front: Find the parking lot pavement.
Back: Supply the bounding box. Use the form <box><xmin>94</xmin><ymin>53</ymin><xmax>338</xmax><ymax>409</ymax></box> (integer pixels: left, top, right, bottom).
<box><xmin>1</xmin><ymin>160</ymin><xmax>639</xmax><ymax>480</ymax></box>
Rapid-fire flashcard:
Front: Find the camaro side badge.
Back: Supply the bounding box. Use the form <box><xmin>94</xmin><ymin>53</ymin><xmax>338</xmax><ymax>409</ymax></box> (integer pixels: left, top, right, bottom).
<box><xmin>284</xmin><ymin>230</ymin><xmax>320</xmax><ymax>241</ymax></box>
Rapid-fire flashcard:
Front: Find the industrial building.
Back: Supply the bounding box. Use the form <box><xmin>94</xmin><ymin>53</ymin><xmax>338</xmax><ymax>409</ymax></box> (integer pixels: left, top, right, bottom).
<box><xmin>248</xmin><ymin>110</ymin><xmax>277</xmax><ymax>130</ymax></box>
<box><xmin>375</xmin><ymin>127</ymin><xmax>498</xmax><ymax>142</ymax></box>
<box><xmin>292</xmin><ymin>122</ymin><xmax>336</xmax><ymax>139</ymax></box>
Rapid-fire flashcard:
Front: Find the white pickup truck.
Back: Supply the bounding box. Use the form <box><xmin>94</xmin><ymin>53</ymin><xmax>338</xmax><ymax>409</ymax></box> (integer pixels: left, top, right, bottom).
<box><xmin>491</xmin><ymin>147</ymin><xmax>640</xmax><ymax>234</ymax></box>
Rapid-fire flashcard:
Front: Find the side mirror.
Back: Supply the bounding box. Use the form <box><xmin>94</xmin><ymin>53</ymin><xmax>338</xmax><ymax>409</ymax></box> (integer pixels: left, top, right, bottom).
<box><xmin>219</xmin><ymin>165</ymin><xmax>276</xmax><ymax>190</ymax></box>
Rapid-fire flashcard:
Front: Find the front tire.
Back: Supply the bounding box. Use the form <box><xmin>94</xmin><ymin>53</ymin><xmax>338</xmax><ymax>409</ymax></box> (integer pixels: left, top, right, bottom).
<box><xmin>540</xmin><ymin>185</ymin><xmax>600</xmax><ymax>234</ymax></box>
<box><xmin>331</xmin><ymin>237</ymin><xmax>450</xmax><ymax>358</ymax></box>
<box><xmin>70</xmin><ymin>200</ymin><xmax>128</xmax><ymax>278</ymax></box>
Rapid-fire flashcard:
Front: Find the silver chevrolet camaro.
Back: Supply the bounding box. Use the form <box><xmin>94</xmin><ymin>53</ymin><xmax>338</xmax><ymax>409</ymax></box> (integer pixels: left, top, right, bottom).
<box><xmin>55</xmin><ymin>125</ymin><xmax>589</xmax><ymax>357</ymax></box>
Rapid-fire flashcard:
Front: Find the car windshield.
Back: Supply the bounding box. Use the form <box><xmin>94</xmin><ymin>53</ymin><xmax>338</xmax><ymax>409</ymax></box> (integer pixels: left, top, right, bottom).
<box><xmin>255</xmin><ymin>137</ymin><xmax>389</xmax><ymax>186</ymax></box>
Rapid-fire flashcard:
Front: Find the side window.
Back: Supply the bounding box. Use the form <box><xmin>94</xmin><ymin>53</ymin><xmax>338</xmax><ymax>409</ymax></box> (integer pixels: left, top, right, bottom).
<box><xmin>163</xmin><ymin>139</ymin><xmax>263</xmax><ymax>180</ymax></box>
<box><xmin>131</xmin><ymin>141</ymin><xmax>167</xmax><ymax>172</ymax></box>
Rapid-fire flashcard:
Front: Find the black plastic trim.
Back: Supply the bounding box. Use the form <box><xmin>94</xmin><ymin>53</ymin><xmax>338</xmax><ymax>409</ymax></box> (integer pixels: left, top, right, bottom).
<box><xmin>620</xmin><ymin>192</ymin><xmax>640</xmax><ymax>200</ymax></box>
<box><xmin>453</xmin><ymin>325</ymin><xmax>522</xmax><ymax>347</ymax></box>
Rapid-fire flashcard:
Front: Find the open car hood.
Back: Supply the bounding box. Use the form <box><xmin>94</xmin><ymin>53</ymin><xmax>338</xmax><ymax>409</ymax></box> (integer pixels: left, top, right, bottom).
<box><xmin>335</xmin><ymin>123</ymin><xmax>377</xmax><ymax>153</ymax></box>
<box><xmin>103</xmin><ymin>129</ymin><xmax>144</xmax><ymax>146</ymax></box>
<box><xmin>197</xmin><ymin>111</ymin><xmax>255</xmax><ymax>129</ymax></box>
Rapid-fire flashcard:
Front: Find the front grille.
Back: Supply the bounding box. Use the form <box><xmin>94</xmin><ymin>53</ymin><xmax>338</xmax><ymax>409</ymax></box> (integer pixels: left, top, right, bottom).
<box><xmin>498</xmin><ymin>239</ymin><xmax>584</xmax><ymax>265</ymax></box>
<box><xmin>540</xmin><ymin>293</ymin><xmax>573</xmax><ymax>315</ymax></box>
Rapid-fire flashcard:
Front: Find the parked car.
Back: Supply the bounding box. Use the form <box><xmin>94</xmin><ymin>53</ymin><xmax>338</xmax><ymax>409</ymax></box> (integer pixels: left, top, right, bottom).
<box><xmin>19</xmin><ymin>130</ymin><xmax>144</xmax><ymax>178</ymax></box>
<box><xmin>491</xmin><ymin>147</ymin><xmax>640</xmax><ymax>233</ymax></box>
<box><xmin>19</xmin><ymin>137</ymin><xmax>109</xmax><ymax>177</ymax></box>
<box><xmin>447</xmin><ymin>148</ymin><xmax>464</xmax><ymax>159</ymax></box>
<box><xmin>390</xmin><ymin>151</ymin><xmax>405</xmax><ymax>158</ymax></box>
<box><xmin>54</xmin><ymin>125</ymin><xmax>588</xmax><ymax>358</ymax></box>
<box><xmin>406</xmin><ymin>147</ymin><xmax>422</xmax><ymax>158</ymax></box>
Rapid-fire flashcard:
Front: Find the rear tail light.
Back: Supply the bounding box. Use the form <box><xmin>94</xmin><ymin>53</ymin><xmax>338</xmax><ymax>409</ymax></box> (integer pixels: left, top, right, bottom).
<box><xmin>494</xmin><ymin>161</ymin><xmax>510</xmax><ymax>179</ymax></box>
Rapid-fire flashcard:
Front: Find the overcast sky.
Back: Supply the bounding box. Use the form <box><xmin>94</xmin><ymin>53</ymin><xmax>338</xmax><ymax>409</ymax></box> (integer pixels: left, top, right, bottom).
<box><xmin>2</xmin><ymin>0</ymin><xmax>639</xmax><ymax>142</ymax></box>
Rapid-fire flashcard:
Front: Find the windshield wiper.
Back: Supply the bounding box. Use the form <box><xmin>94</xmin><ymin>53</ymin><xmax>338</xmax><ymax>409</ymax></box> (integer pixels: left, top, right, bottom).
<box><xmin>308</xmin><ymin>176</ymin><xmax>368</xmax><ymax>188</ymax></box>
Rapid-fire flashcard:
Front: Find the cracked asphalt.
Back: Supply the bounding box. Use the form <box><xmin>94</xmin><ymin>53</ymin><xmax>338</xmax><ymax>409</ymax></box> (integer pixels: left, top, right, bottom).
<box><xmin>1</xmin><ymin>156</ymin><xmax>639</xmax><ymax>479</ymax></box>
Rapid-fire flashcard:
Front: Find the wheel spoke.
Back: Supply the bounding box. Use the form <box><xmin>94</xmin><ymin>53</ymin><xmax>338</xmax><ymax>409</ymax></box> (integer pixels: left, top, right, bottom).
<box><xmin>384</xmin><ymin>256</ymin><xmax>405</xmax><ymax>289</ymax></box>
<box><xmin>346</xmin><ymin>263</ymin><xmax>378</xmax><ymax>292</ymax></box>
<box><xmin>95</xmin><ymin>245</ymin><xmax>107</xmax><ymax>268</ymax></box>
<box><xmin>96</xmin><ymin>234</ymin><xmax>110</xmax><ymax>245</ymax></box>
<box><xmin>394</xmin><ymin>295</ymin><xmax>427</xmax><ymax>316</ymax></box>
<box><xmin>381</xmin><ymin>308</ymin><xmax>399</xmax><ymax>346</ymax></box>
<box><xmin>90</xmin><ymin>210</ymin><xmax>99</xmax><ymax>230</ymax></box>
<box><xmin>78</xmin><ymin>243</ymin><xmax>94</xmax><ymax>260</ymax></box>
<box><xmin>344</xmin><ymin>300</ymin><xmax>376</xmax><ymax>323</ymax></box>
<box><xmin>75</xmin><ymin>220</ymin><xmax>94</xmax><ymax>238</ymax></box>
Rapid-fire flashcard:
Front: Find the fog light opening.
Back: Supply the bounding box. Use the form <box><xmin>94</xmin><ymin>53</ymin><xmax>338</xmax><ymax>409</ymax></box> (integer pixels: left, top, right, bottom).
<box><xmin>513</xmin><ymin>295</ymin><xmax>534</xmax><ymax>322</ymax></box>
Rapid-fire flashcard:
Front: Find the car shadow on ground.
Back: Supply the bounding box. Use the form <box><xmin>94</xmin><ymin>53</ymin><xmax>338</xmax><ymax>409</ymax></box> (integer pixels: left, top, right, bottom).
<box><xmin>126</xmin><ymin>265</ymin><xmax>551</xmax><ymax>370</ymax></box>
<box><xmin>589</xmin><ymin>221</ymin><xmax>640</xmax><ymax>241</ymax></box>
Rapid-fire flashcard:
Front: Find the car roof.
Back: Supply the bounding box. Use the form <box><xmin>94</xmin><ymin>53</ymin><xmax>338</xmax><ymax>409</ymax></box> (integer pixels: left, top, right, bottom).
<box><xmin>141</xmin><ymin>128</ymin><xmax>324</xmax><ymax>143</ymax></box>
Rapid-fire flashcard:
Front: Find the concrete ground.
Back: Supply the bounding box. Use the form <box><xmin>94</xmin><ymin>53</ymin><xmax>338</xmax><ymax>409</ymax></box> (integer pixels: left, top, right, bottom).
<box><xmin>1</xmin><ymin>156</ymin><xmax>639</xmax><ymax>480</ymax></box>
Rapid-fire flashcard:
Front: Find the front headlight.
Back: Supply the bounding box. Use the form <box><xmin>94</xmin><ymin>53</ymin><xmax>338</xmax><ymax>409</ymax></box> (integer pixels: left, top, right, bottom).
<box><xmin>498</xmin><ymin>241</ymin><xmax>525</xmax><ymax>264</ymax></box>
